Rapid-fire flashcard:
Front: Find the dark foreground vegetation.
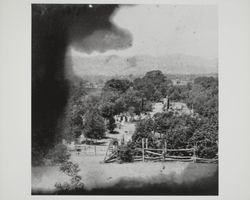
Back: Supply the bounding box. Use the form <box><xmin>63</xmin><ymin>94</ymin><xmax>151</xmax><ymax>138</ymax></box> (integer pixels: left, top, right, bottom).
<box><xmin>33</xmin><ymin>163</ymin><xmax>218</xmax><ymax>195</ymax></box>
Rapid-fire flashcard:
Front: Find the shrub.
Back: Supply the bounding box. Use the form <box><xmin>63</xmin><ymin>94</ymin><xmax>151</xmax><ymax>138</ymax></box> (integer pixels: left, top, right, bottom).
<box><xmin>107</xmin><ymin>116</ymin><xmax>117</xmax><ymax>133</ymax></box>
<box><xmin>55</xmin><ymin>161</ymin><xmax>84</xmax><ymax>191</ymax></box>
<box><xmin>46</xmin><ymin>143</ymin><xmax>70</xmax><ymax>164</ymax></box>
<box><xmin>117</xmin><ymin>145</ymin><xmax>133</xmax><ymax>163</ymax></box>
<box><xmin>84</xmin><ymin>109</ymin><xmax>106</xmax><ymax>139</ymax></box>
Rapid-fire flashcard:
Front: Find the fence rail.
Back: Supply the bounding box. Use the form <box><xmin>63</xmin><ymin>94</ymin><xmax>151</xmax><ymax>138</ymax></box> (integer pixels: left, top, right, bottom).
<box><xmin>104</xmin><ymin>138</ymin><xmax>218</xmax><ymax>164</ymax></box>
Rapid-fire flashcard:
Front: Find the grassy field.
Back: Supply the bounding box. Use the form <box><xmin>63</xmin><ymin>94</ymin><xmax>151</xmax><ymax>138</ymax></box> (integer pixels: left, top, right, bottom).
<box><xmin>32</xmin><ymin>153</ymin><xmax>218</xmax><ymax>195</ymax></box>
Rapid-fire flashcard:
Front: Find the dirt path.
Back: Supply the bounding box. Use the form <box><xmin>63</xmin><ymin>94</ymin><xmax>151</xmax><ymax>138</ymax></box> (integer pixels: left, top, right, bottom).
<box><xmin>107</xmin><ymin>101</ymin><xmax>164</xmax><ymax>143</ymax></box>
<box><xmin>106</xmin><ymin>122</ymin><xmax>136</xmax><ymax>142</ymax></box>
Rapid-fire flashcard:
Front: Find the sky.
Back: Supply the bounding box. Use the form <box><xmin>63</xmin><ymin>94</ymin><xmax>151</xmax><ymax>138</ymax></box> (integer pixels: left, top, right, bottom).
<box><xmin>69</xmin><ymin>4</ymin><xmax>218</xmax><ymax>59</ymax></box>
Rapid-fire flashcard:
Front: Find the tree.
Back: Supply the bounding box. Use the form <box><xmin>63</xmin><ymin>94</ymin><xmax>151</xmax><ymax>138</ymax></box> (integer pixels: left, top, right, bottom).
<box><xmin>128</xmin><ymin>74</ymin><xmax>218</xmax><ymax>159</ymax></box>
<box><xmin>118</xmin><ymin>143</ymin><xmax>134</xmax><ymax>162</ymax></box>
<box><xmin>107</xmin><ymin>116</ymin><xmax>116</xmax><ymax>133</ymax></box>
<box><xmin>120</xmin><ymin>88</ymin><xmax>142</xmax><ymax>114</ymax></box>
<box><xmin>132</xmin><ymin>118</ymin><xmax>156</xmax><ymax>148</ymax></box>
<box><xmin>83</xmin><ymin>108</ymin><xmax>106</xmax><ymax>139</ymax></box>
<box><xmin>189</xmin><ymin>116</ymin><xmax>218</xmax><ymax>158</ymax></box>
<box><xmin>154</xmin><ymin>112</ymin><xmax>175</xmax><ymax>138</ymax></box>
<box><xmin>57</xmin><ymin>78</ymin><xmax>88</xmax><ymax>143</ymax></box>
<box><xmin>187</xmin><ymin>76</ymin><xmax>218</xmax><ymax>118</ymax></box>
<box><xmin>99</xmin><ymin>102</ymin><xmax>116</xmax><ymax>118</ymax></box>
<box><xmin>99</xmin><ymin>90</ymin><xmax>122</xmax><ymax>115</ymax></box>
<box><xmin>144</xmin><ymin>70</ymin><xmax>166</xmax><ymax>86</ymax></box>
<box><xmin>153</xmin><ymin>111</ymin><xmax>218</xmax><ymax>158</ymax></box>
<box><xmin>194</xmin><ymin>76</ymin><xmax>218</xmax><ymax>89</ymax></box>
<box><xmin>103</xmin><ymin>79</ymin><xmax>132</xmax><ymax>93</ymax></box>
<box><xmin>133</xmin><ymin>70</ymin><xmax>171</xmax><ymax>101</ymax></box>
<box><xmin>153</xmin><ymin>89</ymin><xmax>163</xmax><ymax>101</ymax></box>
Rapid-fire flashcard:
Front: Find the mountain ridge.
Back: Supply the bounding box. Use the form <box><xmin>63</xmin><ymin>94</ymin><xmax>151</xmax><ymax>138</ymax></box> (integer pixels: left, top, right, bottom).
<box><xmin>70</xmin><ymin>54</ymin><xmax>218</xmax><ymax>77</ymax></box>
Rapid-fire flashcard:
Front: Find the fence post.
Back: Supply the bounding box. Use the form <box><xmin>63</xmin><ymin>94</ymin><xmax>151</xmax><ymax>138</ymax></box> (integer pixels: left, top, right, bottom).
<box><xmin>193</xmin><ymin>144</ymin><xmax>196</xmax><ymax>163</ymax></box>
<box><xmin>142</xmin><ymin>138</ymin><xmax>144</xmax><ymax>162</ymax></box>
<box><xmin>162</xmin><ymin>139</ymin><xmax>166</xmax><ymax>161</ymax></box>
<box><xmin>164</xmin><ymin>140</ymin><xmax>167</xmax><ymax>160</ymax></box>
<box><xmin>162</xmin><ymin>145</ymin><xmax>164</xmax><ymax>161</ymax></box>
<box><xmin>146</xmin><ymin>138</ymin><xmax>148</xmax><ymax>149</ymax></box>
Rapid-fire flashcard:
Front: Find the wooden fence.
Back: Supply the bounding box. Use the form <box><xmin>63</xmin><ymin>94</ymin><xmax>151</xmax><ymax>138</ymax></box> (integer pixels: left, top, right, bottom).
<box><xmin>73</xmin><ymin>144</ymin><xmax>107</xmax><ymax>156</ymax></box>
<box><xmin>104</xmin><ymin>138</ymin><xmax>218</xmax><ymax>164</ymax></box>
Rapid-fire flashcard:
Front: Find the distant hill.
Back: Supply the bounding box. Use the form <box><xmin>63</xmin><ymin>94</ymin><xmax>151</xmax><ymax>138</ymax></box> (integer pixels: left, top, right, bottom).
<box><xmin>71</xmin><ymin>54</ymin><xmax>218</xmax><ymax>77</ymax></box>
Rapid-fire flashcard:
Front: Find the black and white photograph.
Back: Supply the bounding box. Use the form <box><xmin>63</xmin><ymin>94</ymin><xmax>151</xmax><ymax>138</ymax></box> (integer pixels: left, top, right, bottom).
<box><xmin>31</xmin><ymin>4</ymin><xmax>219</xmax><ymax>195</ymax></box>
<box><xmin>2</xmin><ymin>0</ymin><xmax>250</xmax><ymax>199</ymax></box>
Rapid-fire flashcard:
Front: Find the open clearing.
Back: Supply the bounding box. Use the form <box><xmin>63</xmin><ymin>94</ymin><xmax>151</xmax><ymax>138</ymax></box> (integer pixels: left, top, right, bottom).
<box><xmin>32</xmin><ymin>101</ymin><xmax>217</xmax><ymax>193</ymax></box>
<box><xmin>32</xmin><ymin>153</ymin><xmax>218</xmax><ymax>191</ymax></box>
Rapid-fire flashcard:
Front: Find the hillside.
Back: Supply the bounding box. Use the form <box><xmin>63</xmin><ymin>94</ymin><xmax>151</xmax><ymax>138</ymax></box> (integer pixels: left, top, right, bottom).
<box><xmin>71</xmin><ymin>54</ymin><xmax>218</xmax><ymax>77</ymax></box>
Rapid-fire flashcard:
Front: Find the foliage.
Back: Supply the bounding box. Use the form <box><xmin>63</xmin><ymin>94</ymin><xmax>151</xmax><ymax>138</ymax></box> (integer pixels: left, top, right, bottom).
<box><xmin>97</xmin><ymin>70</ymin><xmax>170</xmax><ymax>122</ymax></box>
<box><xmin>186</xmin><ymin>76</ymin><xmax>218</xmax><ymax>118</ymax></box>
<box><xmin>59</xmin><ymin>161</ymin><xmax>80</xmax><ymax>176</ymax></box>
<box><xmin>132</xmin><ymin>118</ymin><xmax>158</xmax><ymax>148</ymax></box>
<box><xmin>133</xmin><ymin>70</ymin><xmax>172</xmax><ymax>102</ymax></box>
<box><xmin>99</xmin><ymin>101</ymin><xmax>116</xmax><ymax>118</ymax></box>
<box><xmin>119</xmin><ymin>88</ymin><xmax>143</xmax><ymax>114</ymax></box>
<box><xmin>117</xmin><ymin>144</ymin><xmax>134</xmax><ymax>163</ymax></box>
<box><xmin>107</xmin><ymin>116</ymin><xmax>117</xmax><ymax>133</ymax></box>
<box><xmin>100</xmin><ymin>77</ymin><xmax>155</xmax><ymax>117</ymax></box>
<box><xmin>133</xmin><ymin>118</ymin><xmax>155</xmax><ymax>139</ymax></box>
<box><xmin>131</xmin><ymin>111</ymin><xmax>218</xmax><ymax>158</ymax></box>
<box><xmin>32</xmin><ymin>144</ymin><xmax>46</xmax><ymax>166</ymax></box>
<box><xmin>46</xmin><ymin>143</ymin><xmax>71</xmax><ymax>164</ymax></box>
<box><xmin>167</xmin><ymin>85</ymin><xmax>190</xmax><ymax>102</ymax></box>
<box><xmin>103</xmin><ymin>78</ymin><xmax>132</xmax><ymax>93</ymax></box>
<box><xmin>55</xmin><ymin>161</ymin><xmax>84</xmax><ymax>191</ymax></box>
<box><xmin>83</xmin><ymin>108</ymin><xmax>106</xmax><ymax>139</ymax></box>
<box><xmin>59</xmin><ymin>73</ymin><xmax>218</xmax><ymax>161</ymax></box>
<box><xmin>59</xmin><ymin>78</ymin><xmax>88</xmax><ymax>142</ymax></box>
<box><xmin>189</xmin><ymin>117</ymin><xmax>218</xmax><ymax>158</ymax></box>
